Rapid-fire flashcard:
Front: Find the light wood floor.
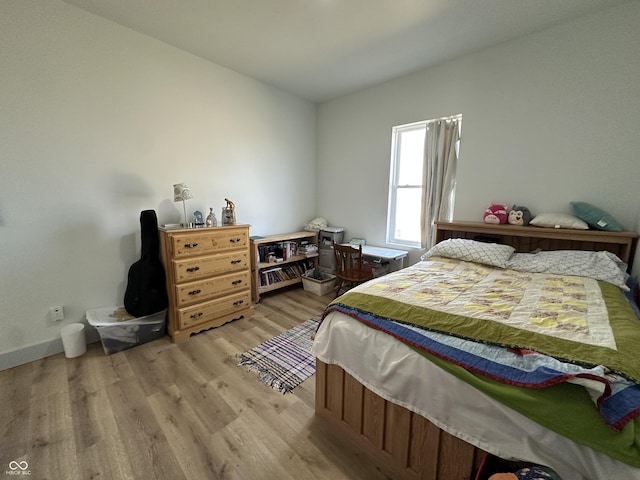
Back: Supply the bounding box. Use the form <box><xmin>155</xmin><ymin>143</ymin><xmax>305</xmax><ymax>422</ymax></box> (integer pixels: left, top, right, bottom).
<box><xmin>1</xmin><ymin>287</ymin><xmax>392</xmax><ymax>480</ymax></box>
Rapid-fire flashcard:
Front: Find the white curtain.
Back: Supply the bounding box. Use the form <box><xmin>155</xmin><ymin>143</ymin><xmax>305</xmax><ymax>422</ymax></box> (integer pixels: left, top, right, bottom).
<box><xmin>420</xmin><ymin>117</ymin><xmax>460</xmax><ymax>249</ymax></box>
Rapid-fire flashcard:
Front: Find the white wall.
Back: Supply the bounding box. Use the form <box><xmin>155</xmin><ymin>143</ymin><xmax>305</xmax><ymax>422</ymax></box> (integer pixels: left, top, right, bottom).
<box><xmin>0</xmin><ymin>0</ymin><xmax>316</xmax><ymax>368</ymax></box>
<box><xmin>317</xmin><ymin>2</ymin><xmax>640</xmax><ymax>269</ymax></box>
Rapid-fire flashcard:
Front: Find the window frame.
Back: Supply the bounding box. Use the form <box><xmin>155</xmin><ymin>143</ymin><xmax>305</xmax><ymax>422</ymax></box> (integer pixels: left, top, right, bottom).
<box><xmin>386</xmin><ymin>120</ymin><xmax>426</xmax><ymax>248</ymax></box>
<box><xmin>386</xmin><ymin>116</ymin><xmax>461</xmax><ymax>249</ymax></box>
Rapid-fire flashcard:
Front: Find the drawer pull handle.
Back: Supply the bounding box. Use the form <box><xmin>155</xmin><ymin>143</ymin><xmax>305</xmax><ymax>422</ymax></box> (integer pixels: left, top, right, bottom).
<box><xmin>185</xmin><ymin>242</ymin><xmax>199</xmax><ymax>248</ymax></box>
<box><xmin>188</xmin><ymin>289</ymin><xmax>201</xmax><ymax>295</ymax></box>
<box><xmin>190</xmin><ymin>312</ymin><xmax>203</xmax><ymax>319</ymax></box>
<box><xmin>230</xmin><ymin>259</ymin><xmax>241</xmax><ymax>265</ymax></box>
<box><xmin>186</xmin><ymin>266</ymin><xmax>200</xmax><ymax>273</ymax></box>
<box><xmin>233</xmin><ymin>300</ymin><xmax>244</xmax><ymax>306</ymax></box>
<box><xmin>231</xmin><ymin>280</ymin><xmax>242</xmax><ymax>285</ymax></box>
<box><xmin>229</xmin><ymin>237</ymin><xmax>241</xmax><ymax>243</ymax></box>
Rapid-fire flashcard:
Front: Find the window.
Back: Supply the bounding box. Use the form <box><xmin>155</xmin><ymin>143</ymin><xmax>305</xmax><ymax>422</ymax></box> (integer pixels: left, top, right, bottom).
<box><xmin>386</xmin><ymin>116</ymin><xmax>461</xmax><ymax>248</ymax></box>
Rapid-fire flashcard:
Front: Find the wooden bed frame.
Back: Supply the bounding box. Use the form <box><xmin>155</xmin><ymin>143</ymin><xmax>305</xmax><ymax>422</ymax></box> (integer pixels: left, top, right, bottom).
<box><xmin>314</xmin><ymin>221</ymin><xmax>638</xmax><ymax>480</ymax></box>
<box><xmin>435</xmin><ymin>221</ymin><xmax>637</xmax><ymax>267</ymax></box>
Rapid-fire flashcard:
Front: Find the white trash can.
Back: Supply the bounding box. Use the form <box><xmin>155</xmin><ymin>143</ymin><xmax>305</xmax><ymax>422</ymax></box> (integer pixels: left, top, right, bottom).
<box><xmin>61</xmin><ymin>323</ymin><xmax>87</xmax><ymax>358</ymax></box>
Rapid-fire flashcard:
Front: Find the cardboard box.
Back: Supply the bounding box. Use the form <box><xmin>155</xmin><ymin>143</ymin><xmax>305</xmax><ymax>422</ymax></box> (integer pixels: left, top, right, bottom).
<box><xmin>86</xmin><ymin>307</ymin><xmax>166</xmax><ymax>354</ymax></box>
<box><xmin>301</xmin><ymin>271</ymin><xmax>336</xmax><ymax>296</ymax></box>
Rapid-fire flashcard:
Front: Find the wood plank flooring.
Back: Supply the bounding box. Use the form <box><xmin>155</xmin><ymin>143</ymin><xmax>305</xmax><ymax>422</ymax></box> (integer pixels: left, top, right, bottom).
<box><xmin>1</xmin><ymin>287</ymin><xmax>393</xmax><ymax>480</ymax></box>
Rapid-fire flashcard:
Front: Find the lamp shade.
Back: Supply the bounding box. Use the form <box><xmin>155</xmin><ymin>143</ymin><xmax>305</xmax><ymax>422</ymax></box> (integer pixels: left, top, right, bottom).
<box><xmin>173</xmin><ymin>183</ymin><xmax>193</xmax><ymax>202</ymax></box>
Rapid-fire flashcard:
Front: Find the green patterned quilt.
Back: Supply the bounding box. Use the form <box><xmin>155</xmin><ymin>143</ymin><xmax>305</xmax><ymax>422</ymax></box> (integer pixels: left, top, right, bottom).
<box><xmin>325</xmin><ymin>257</ymin><xmax>640</xmax><ymax>466</ymax></box>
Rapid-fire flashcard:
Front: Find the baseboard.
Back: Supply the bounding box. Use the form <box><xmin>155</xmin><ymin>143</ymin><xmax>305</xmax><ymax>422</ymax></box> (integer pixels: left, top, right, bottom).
<box><xmin>0</xmin><ymin>328</ymin><xmax>101</xmax><ymax>372</ymax></box>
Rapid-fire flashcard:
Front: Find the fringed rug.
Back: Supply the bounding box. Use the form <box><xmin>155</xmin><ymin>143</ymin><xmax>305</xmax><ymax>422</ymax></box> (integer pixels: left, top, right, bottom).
<box><xmin>238</xmin><ymin>316</ymin><xmax>319</xmax><ymax>394</ymax></box>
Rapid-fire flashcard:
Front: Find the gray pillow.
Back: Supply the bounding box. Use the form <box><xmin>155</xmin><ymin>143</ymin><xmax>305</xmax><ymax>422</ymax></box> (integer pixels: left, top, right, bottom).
<box><xmin>422</xmin><ymin>239</ymin><xmax>515</xmax><ymax>268</ymax></box>
<box><xmin>506</xmin><ymin>250</ymin><xmax>629</xmax><ymax>290</ymax></box>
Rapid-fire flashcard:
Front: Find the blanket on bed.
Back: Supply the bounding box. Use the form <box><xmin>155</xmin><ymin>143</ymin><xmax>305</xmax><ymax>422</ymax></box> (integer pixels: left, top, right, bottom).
<box><xmin>324</xmin><ymin>257</ymin><xmax>640</xmax><ymax>430</ymax></box>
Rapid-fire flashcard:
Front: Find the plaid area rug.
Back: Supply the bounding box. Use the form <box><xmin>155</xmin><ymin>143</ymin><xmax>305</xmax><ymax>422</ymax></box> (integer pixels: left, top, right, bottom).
<box><xmin>238</xmin><ymin>316</ymin><xmax>319</xmax><ymax>394</ymax></box>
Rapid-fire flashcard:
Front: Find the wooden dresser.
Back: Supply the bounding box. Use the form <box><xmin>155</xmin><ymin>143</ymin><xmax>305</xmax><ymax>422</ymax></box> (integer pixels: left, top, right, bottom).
<box><xmin>158</xmin><ymin>224</ymin><xmax>254</xmax><ymax>342</ymax></box>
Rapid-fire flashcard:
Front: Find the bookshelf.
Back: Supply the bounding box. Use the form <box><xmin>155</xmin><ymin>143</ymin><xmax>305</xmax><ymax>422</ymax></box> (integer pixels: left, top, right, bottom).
<box><xmin>250</xmin><ymin>231</ymin><xmax>319</xmax><ymax>302</ymax></box>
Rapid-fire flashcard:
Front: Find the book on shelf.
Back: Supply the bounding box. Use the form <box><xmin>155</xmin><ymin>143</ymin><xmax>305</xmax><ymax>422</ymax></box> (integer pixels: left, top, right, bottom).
<box><xmin>258</xmin><ymin>259</ymin><xmax>314</xmax><ymax>287</ymax></box>
<box><xmin>260</xmin><ymin>266</ymin><xmax>283</xmax><ymax>286</ymax></box>
<box><xmin>278</xmin><ymin>241</ymin><xmax>297</xmax><ymax>260</ymax></box>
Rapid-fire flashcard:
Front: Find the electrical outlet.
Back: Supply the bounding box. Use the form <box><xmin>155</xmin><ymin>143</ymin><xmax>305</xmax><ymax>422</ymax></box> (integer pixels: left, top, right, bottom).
<box><xmin>49</xmin><ymin>306</ymin><xmax>64</xmax><ymax>322</ymax></box>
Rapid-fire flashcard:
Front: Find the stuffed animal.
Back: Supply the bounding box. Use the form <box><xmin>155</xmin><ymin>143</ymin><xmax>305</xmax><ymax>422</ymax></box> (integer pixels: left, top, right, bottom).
<box><xmin>489</xmin><ymin>466</ymin><xmax>555</xmax><ymax>480</ymax></box>
<box><xmin>508</xmin><ymin>205</ymin><xmax>533</xmax><ymax>226</ymax></box>
<box><xmin>483</xmin><ymin>203</ymin><xmax>509</xmax><ymax>224</ymax></box>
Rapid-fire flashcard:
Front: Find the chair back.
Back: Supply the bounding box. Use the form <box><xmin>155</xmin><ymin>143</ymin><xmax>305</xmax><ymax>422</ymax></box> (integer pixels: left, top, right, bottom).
<box><xmin>332</xmin><ymin>242</ymin><xmax>367</xmax><ymax>282</ymax></box>
<box><xmin>332</xmin><ymin>241</ymin><xmax>375</xmax><ymax>297</ymax></box>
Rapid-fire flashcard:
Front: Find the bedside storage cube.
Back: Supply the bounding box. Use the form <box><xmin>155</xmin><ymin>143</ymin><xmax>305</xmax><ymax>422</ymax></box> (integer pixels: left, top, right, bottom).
<box><xmin>301</xmin><ymin>271</ymin><xmax>336</xmax><ymax>296</ymax></box>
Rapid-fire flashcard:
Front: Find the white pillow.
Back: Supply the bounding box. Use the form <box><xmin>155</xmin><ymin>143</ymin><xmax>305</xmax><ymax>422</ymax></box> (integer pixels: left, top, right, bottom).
<box><xmin>506</xmin><ymin>250</ymin><xmax>629</xmax><ymax>289</ymax></box>
<box><xmin>421</xmin><ymin>239</ymin><xmax>515</xmax><ymax>268</ymax></box>
<box><xmin>530</xmin><ymin>213</ymin><xmax>588</xmax><ymax>230</ymax></box>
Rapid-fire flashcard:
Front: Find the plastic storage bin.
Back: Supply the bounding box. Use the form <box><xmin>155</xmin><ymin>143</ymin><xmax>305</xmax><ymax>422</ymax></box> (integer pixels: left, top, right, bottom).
<box><xmin>86</xmin><ymin>307</ymin><xmax>166</xmax><ymax>355</ymax></box>
<box><xmin>319</xmin><ymin>227</ymin><xmax>345</xmax><ymax>247</ymax></box>
<box><xmin>301</xmin><ymin>270</ymin><xmax>336</xmax><ymax>296</ymax></box>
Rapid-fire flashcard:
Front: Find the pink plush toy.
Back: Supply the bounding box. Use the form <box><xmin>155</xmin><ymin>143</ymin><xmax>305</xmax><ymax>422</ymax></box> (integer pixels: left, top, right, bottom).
<box><xmin>483</xmin><ymin>203</ymin><xmax>509</xmax><ymax>224</ymax></box>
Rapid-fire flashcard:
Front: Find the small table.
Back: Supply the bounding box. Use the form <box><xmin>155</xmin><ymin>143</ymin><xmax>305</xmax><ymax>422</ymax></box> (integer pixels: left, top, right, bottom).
<box><xmin>357</xmin><ymin>245</ymin><xmax>409</xmax><ymax>276</ymax></box>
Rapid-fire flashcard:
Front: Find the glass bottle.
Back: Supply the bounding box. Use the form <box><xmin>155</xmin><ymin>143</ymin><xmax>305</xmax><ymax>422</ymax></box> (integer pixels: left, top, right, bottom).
<box><xmin>206</xmin><ymin>207</ymin><xmax>217</xmax><ymax>227</ymax></box>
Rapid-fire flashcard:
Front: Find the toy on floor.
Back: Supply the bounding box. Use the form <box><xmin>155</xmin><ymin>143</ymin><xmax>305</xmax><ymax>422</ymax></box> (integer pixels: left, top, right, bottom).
<box><xmin>489</xmin><ymin>465</ymin><xmax>555</xmax><ymax>480</ymax></box>
<box><xmin>508</xmin><ymin>205</ymin><xmax>533</xmax><ymax>226</ymax></box>
<box><xmin>483</xmin><ymin>203</ymin><xmax>509</xmax><ymax>224</ymax></box>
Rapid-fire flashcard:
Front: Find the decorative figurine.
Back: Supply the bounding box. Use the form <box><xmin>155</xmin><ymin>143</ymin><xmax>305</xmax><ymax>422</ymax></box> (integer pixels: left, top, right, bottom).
<box><xmin>206</xmin><ymin>207</ymin><xmax>217</xmax><ymax>227</ymax></box>
<box><xmin>193</xmin><ymin>210</ymin><xmax>204</xmax><ymax>227</ymax></box>
<box><xmin>221</xmin><ymin>198</ymin><xmax>236</xmax><ymax>225</ymax></box>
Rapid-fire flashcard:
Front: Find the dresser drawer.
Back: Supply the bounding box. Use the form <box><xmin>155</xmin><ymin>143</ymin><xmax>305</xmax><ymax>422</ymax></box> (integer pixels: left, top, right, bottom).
<box><xmin>178</xmin><ymin>291</ymin><xmax>251</xmax><ymax>329</ymax></box>
<box><xmin>175</xmin><ymin>271</ymin><xmax>250</xmax><ymax>307</ymax></box>
<box><xmin>173</xmin><ymin>251</ymin><xmax>249</xmax><ymax>283</ymax></box>
<box><xmin>171</xmin><ymin>228</ymin><xmax>248</xmax><ymax>258</ymax></box>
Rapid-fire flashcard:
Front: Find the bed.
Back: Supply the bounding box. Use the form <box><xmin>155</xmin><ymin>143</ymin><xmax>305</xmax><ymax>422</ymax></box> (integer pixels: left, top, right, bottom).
<box><xmin>312</xmin><ymin>221</ymin><xmax>639</xmax><ymax>480</ymax></box>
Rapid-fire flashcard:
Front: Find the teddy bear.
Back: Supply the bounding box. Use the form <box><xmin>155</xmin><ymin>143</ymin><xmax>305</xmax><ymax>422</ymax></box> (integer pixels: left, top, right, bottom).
<box><xmin>507</xmin><ymin>205</ymin><xmax>533</xmax><ymax>226</ymax></box>
<box><xmin>489</xmin><ymin>465</ymin><xmax>555</xmax><ymax>480</ymax></box>
<box><xmin>483</xmin><ymin>203</ymin><xmax>509</xmax><ymax>224</ymax></box>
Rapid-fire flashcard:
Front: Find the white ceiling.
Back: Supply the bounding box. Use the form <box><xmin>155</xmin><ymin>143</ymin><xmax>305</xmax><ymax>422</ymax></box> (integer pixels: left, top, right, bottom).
<box><xmin>62</xmin><ymin>0</ymin><xmax>630</xmax><ymax>103</ymax></box>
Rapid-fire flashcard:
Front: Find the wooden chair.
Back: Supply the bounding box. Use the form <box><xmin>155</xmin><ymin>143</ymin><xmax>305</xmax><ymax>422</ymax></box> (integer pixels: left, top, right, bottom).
<box><xmin>332</xmin><ymin>242</ymin><xmax>374</xmax><ymax>298</ymax></box>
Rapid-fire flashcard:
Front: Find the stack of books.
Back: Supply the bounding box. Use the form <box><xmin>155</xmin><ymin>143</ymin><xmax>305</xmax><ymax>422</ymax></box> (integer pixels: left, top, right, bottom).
<box><xmin>298</xmin><ymin>242</ymin><xmax>318</xmax><ymax>257</ymax></box>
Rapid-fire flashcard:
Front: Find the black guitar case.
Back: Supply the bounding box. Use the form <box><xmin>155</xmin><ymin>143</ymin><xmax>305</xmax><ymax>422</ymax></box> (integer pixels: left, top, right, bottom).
<box><xmin>124</xmin><ymin>210</ymin><xmax>168</xmax><ymax>317</ymax></box>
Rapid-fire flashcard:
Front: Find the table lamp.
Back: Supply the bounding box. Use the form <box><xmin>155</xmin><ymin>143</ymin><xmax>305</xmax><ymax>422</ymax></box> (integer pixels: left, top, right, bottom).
<box><xmin>173</xmin><ymin>183</ymin><xmax>193</xmax><ymax>227</ymax></box>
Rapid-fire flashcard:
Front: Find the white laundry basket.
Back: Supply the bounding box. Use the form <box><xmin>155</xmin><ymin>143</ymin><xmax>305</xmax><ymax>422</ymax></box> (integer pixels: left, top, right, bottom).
<box><xmin>60</xmin><ymin>323</ymin><xmax>87</xmax><ymax>358</ymax></box>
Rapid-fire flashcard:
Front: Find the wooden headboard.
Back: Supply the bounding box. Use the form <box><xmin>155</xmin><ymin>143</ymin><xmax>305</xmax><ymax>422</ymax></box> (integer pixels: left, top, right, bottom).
<box><xmin>435</xmin><ymin>221</ymin><xmax>638</xmax><ymax>269</ymax></box>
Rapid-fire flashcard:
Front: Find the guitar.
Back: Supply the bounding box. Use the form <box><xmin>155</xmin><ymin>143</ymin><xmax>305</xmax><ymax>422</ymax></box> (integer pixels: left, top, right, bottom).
<box><xmin>124</xmin><ymin>210</ymin><xmax>168</xmax><ymax>318</ymax></box>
